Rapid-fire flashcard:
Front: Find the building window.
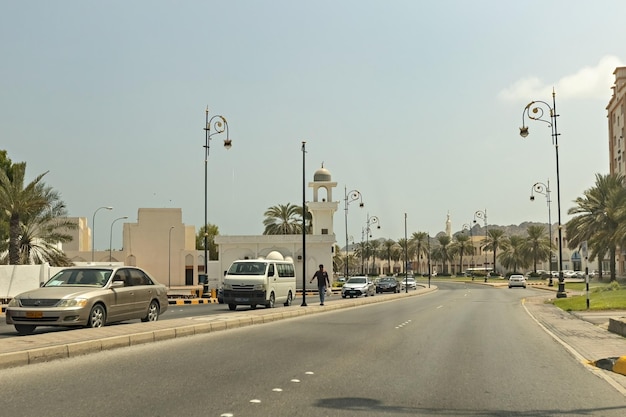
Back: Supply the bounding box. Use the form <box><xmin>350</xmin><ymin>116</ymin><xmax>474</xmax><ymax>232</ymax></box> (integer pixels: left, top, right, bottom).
<box><xmin>321</xmin><ymin>228</ymin><xmax>328</xmax><ymax>235</ymax></box>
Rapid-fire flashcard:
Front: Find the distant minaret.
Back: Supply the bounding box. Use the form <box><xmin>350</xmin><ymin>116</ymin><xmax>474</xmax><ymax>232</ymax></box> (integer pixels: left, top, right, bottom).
<box><xmin>446</xmin><ymin>212</ymin><xmax>452</xmax><ymax>238</ymax></box>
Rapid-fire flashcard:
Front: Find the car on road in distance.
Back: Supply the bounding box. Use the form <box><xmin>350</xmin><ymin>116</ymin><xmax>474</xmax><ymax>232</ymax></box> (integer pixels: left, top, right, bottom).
<box><xmin>402</xmin><ymin>276</ymin><xmax>417</xmax><ymax>290</ymax></box>
<box><xmin>375</xmin><ymin>277</ymin><xmax>400</xmax><ymax>293</ymax></box>
<box><xmin>5</xmin><ymin>266</ymin><xmax>169</xmax><ymax>335</ymax></box>
<box><xmin>341</xmin><ymin>276</ymin><xmax>375</xmax><ymax>298</ymax></box>
<box><xmin>508</xmin><ymin>274</ymin><xmax>527</xmax><ymax>288</ymax></box>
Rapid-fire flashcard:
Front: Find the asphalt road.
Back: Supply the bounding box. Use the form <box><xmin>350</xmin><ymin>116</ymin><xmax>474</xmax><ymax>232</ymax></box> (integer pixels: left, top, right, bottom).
<box><xmin>1</xmin><ymin>282</ymin><xmax>625</xmax><ymax>417</ymax></box>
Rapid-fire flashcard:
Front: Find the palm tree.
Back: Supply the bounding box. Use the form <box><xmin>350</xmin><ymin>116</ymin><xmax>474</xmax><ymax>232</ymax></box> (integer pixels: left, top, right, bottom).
<box><xmin>367</xmin><ymin>239</ymin><xmax>382</xmax><ymax>275</ymax></box>
<box><xmin>482</xmin><ymin>229</ymin><xmax>508</xmax><ymax>275</ymax></box>
<box><xmin>410</xmin><ymin>232</ymin><xmax>429</xmax><ymax>275</ymax></box>
<box><xmin>263</xmin><ymin>203</ymin><xmax>303</xmax><ymax>235</ymax></box>
<box><xmin>523</xmin><ymin>225</ymin><xmax>552</xmax><ymax>274</ymax></box>
<box><xmin>498</xmin><ymin>235</ymin><xmax>529</xmax><ymax>274</ymax></box>
<box><xmin>566</xmin><ymin>173</ymin><xmax>626</xmax><ymax>281</ymax></box>
<box><xmin>353</xmin><ymin>241</ymin><xmax>367</xmax><ymax>274</ymax></box>
<box><xmin>7</xmin><ymin>180</ymin><xmax>76</xmax><ymax>266</ymax></box>
<box><xmin>381</xmin><ymin>239</ymin><xmax>396</xmax><ymax>275</ymax></box>
<box><xmin>390</xmin><ymin>242</ymin><xmax>403</xmax><ymax>275</ymax></box>
<box><xmin>0</xmin><ymin>162</ymin><xmax>51</xmax><ymax>265</ymax></box>
<box><xmin>397</xmin><ymin>238</ymin><xmax>411</xmax><ymax>274</ymax></box>
<box><xmin>432</xmin><ymin>235</ymin><xmax>452</xmax><ymax>274</ymax></box>
<box><xmin>450</xmin><ymin>232</ymin><xmax>474</xmax><ymax>275</ymax></box>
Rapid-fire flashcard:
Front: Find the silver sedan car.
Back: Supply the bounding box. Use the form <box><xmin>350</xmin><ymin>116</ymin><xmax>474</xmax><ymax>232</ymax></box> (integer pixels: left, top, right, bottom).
<box><xmin>341</xmin><ymin>276</ymin><xmax>376</xmax><ymax>298</ymax></box>
<box><xmin>6</xmin><ymin>266</ymin><xmax>169</xmax><ymax>335</ymax></box>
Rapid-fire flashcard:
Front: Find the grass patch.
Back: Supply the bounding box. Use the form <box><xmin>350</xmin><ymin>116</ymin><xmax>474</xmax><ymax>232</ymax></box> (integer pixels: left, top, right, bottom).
<box><xmin>553</xmin><ymin>281</ymin><xmax>626</xmax><ymax>311</ymax></box>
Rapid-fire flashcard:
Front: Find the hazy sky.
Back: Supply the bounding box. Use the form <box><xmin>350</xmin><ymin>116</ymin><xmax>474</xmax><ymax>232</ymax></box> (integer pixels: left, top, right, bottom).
<box><xmin>2</xmin><ymin>0</ymin><xmax>625</xmax><ymax>251</ymax></box>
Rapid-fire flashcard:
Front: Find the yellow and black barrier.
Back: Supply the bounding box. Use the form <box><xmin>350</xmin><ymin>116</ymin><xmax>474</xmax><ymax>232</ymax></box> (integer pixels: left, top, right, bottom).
<box><xmin>589</xmin><ymin>356</ymin><xmax>626</xmax><ymax>376</ymax></box>
<box><xmin>168</xmin><ymin>298</ymin><xmax>218</xmax><ymax>305</ymax></box>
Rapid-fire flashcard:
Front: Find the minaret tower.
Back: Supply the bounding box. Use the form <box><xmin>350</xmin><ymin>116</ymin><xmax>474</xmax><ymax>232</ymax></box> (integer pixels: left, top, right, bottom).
<box><xmin>307</xmin><ymin>164</ymin><xmax>339</xmax><ymax>236</ymax></box>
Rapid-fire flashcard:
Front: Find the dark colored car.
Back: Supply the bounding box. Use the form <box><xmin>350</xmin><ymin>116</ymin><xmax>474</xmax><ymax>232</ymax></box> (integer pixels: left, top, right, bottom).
<box><xmin>376</xmin><ymin>277</ymin><xmax>400</xmax><ymax>293</ymax></box>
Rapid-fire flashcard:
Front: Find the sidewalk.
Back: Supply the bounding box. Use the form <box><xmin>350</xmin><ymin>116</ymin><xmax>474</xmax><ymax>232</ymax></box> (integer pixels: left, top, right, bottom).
<box><xmin>1</xmin><ymin>284</ymin><xmax>626</xmax><ymax>394</ymax></box>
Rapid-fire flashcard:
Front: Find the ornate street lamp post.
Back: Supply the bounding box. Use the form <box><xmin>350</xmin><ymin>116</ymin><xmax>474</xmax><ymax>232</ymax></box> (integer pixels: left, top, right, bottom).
<box><xmin>531</xmin><ymin>180</ymin><xmax>554</xmax><ymax>286</ymax></box>
<box><xmin>364</xmin><ymin>214</ymin><xmax>380</xmax><ymax>276</ymax></box>
<box><xmin>344</xmin><ymin>187</ymin><xmax>363</xmax><ymax>279</ymax></box>
<box><xmin>520</xmin><ymin>90</ymin><xmax>566</xmax><ymax>298</ymax></box>
<box><xmin>202</xmin><ymin>107</ymin><xmax>232</xmax><ymax>290</ymax></box>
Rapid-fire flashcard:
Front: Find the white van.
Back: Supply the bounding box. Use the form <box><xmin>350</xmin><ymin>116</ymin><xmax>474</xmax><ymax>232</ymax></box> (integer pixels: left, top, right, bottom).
<box><xmin>222</xmin><ymin>252</ymin><xmax>296</xmax><ymax>311</ymax></box>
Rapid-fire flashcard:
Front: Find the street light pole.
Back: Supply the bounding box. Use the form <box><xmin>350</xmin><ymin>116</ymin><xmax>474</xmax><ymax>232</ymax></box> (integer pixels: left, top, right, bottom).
<box><xmin>474</xmin><ymin>209</ymin><xmax>488</xmax><ymax>282</ymax></box>
<box><xmin>520</xmin><ymin>89</ymin><xmax>566</xmax><ymax>298</ymax></box>
<box><xmin>531</xmin><ymin>180</ymin><xmax>554</xmax><ymax>286</ymax></box>
<box><xmin>301</xmin><ymin>141</ymin><xmax>307</xmax><ymax>307</ymax></box>
<box><xmin>203</xmin><ymin>107</ymin><xmax>232</xmax><ymax>289</ymax></box>
<box><xmin>404</xmin><ymin>213</ymin><xmax>408</xmax><ymax>293</ymax></box>
<box><xmin>109</xmin><ymin>216</ymin><xmax>128</xmax><ymax>262</ymax></box>
<box><xmin>92</xmin><ymin>206</ymin><xmax>113</xmax><ymax>263</ymax></box>
<box><xmin>344</xmin><ymin>187</ymin><xmax>363</xmax><ymax>279</ymax></box>
<box><xmin>168</xmin><ymin>226</ymin><xmax>175</xmax><ymax>288</ymax></box>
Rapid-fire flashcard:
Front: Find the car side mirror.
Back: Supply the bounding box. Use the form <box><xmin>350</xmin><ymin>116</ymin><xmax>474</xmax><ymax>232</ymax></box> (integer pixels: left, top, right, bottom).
<box><xmin>111</xmin><ymin>280</ymin><xmax>125</xmax><ymax>288</ymax></box>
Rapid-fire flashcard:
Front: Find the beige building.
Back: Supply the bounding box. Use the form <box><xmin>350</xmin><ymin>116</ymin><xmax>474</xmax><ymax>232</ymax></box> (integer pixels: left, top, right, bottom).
<box><xmin>63</xmin><ymin>165</ymin><xmax>340</xmax><ymax>293</ymax></box>
<box><xmin>607</xmin><ymin>66</ymin><xmax>626</xmax><ymax>275</ymax></box>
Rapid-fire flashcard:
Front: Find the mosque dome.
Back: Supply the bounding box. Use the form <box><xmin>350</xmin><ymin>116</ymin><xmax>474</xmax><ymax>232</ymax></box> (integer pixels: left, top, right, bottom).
<box><xmin>313</xmin><ymin>165</ymin><xmax>332</xmax><ymax>182</ymax></box>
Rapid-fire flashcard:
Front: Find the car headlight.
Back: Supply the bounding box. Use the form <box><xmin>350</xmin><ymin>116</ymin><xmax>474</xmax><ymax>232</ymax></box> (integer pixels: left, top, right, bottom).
<box><xmin>56</xmin><ymin>298</ymin><xmax>89</xmax><ymax>307</ymax></box>
<box><xmin>7</xmin><ymin>298</ymin><xmax>20</xmax><ymax>307</ymax></box>
<box><xmin>223</xmin><ymin>283</ymin><xmax>232</xmax><ymax>290</ymax></box>
<box><xmin>253</xmin><ymin>283</ymin><xmax>264</xmax><ymax>291</ymax></box>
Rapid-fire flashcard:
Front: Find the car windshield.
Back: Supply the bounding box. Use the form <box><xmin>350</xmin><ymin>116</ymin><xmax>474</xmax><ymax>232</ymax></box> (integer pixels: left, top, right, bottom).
<box><xmin>380</xmin><ymin>278</ymin><xmax>395</xmax><ymax>283</ymax></box>
<box><xmin>227</xmin><ymin>262</ymin><xmax>267</xmax><ymax>276</ymax></box>
<box><xmin>44</xmin><ymin>269</ymin><xmax>112</xmax><ymax>287</ymax></box>
<box><xmin>348</xmin><ymin>277</ymin><xmax>366</xmax><ymax>284</ymax></box>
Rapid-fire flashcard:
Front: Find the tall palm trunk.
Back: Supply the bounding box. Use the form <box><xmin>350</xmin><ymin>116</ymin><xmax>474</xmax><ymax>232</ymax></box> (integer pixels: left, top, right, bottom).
<box><xmin>9</xmin><ymin>212</ymin><xmax>21</xmax><ymax>265</ymax></box>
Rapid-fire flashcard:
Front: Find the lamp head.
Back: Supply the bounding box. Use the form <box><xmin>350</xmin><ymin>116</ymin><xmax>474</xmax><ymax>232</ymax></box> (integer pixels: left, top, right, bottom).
<box><xmin>223</xmin><ymin>138</ymin><xmax>232</xmax><ymax>150</ymax></box>
<box><xmin>519</xmin><ymin>126</ymin><xmax>529</xmax><ymax>138</ymax></box>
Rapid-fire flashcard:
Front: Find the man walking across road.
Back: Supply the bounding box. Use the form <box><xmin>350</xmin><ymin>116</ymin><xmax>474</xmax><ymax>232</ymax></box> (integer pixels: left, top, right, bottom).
<box><xmin>310</xmin><ymin>264</ymin><xmax>330</xmax><ymax>305</ymax></box>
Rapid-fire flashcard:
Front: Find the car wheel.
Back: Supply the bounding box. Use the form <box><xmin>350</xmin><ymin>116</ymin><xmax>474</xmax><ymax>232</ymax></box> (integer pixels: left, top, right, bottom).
<box><xmin>284</xmin><ymin>291</ymin><xmax>293</xmax><ymax>307</ymax></box>
<box><xmin>250</xmin><ymin>304</ymin><xmax>257</xmax><ymax>309</ymax></box>
<box><xmin>342</xmin><ymin>295</ymin><xmax>346</xmax><ymax>298</ymax></box>
<box><xmin>266</xmin><ymin>292</ymin><xmax>275</xmax><ymax>308</ymax></box>
<box><xmin>141</xmin><ymin>300</ymin><xmax>160</xmax><ymax>322</ymax></box>
<box><xmin>15</xmin><ymin>324</ymin><xmax>36</xmax><ymax>335</ymax></box>
<box><xmin>87</xmin><ymin>304</ymin><xmax>106</xmax><ymax>328</ymax></box>
<box><xmin>228</xmin><ymin>303</ymin><xmax>237</xmax><ymax>311</ymax></box>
